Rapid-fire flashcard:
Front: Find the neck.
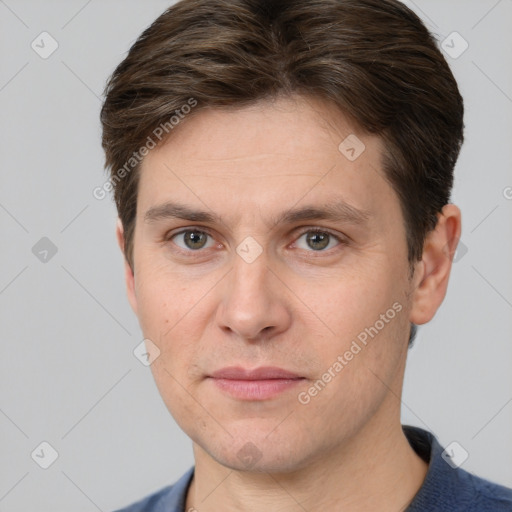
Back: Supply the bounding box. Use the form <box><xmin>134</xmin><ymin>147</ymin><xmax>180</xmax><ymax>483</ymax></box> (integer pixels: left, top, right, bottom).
<box><xmin>185</xmin><ymin>415</ymin><xmax>428</xmax><ymax>512</ymax></box>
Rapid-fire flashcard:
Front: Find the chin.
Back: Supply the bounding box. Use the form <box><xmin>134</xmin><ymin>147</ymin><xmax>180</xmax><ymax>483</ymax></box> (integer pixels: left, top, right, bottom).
<box><xmin>215</xmin><ymin>451</ymin><xmax>309</xmax><ymax>474</ymax></box>
<box><xmin>196</xmin><ymin>428</ymin><xmax>317</xmax><ymax>475</ymax></box>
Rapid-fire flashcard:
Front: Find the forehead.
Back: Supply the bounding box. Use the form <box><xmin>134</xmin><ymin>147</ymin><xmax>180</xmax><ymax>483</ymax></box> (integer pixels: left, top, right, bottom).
<box><xmin>144</xmin><ymin>95</ymin><xmax>373</xmax><ymax>168</ymax></box>
<box><xmin>136</xmin><ymin>95</ymin><xmax>398</xmax><ymax>228</ymax></box>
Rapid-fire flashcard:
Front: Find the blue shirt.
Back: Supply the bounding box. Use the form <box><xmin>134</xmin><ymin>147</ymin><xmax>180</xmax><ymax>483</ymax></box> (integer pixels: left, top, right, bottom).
<box><xmin>114</xmin><ymin>426</ymin><xmax>512</xmax><ymax>511</ymax></box>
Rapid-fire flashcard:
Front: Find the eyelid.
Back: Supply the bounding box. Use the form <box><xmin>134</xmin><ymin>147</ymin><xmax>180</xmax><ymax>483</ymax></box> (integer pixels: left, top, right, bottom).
<box><xmin>164</xmin><ymin>226</ymin><xmax>218</xmax><ymax>256</ymax></box>
<box><xmin>164</xmin><ymin>225</ymin><xmax>348</xmax><ymax>255</ymax></box>
<box><xmin>164</xmin><ymin>226</ymin><xmax>213</xmax><ymax>242</ymax></box>
<box><xmin>293</xmin><ymin>226</ymin><xmax>346</xmax><ymax>240</ymax></box>
<box><xmin>291</xmin><ymin>226</ymin><xmax>347</xmax><ymax>251</ymax></box>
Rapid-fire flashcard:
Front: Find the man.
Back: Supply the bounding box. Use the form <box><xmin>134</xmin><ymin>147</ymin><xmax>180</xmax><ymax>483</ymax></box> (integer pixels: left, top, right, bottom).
<box><xmin>100</xmin><ymin>0</ymin><xmax>512</xmax><ymax>510</ymax></box>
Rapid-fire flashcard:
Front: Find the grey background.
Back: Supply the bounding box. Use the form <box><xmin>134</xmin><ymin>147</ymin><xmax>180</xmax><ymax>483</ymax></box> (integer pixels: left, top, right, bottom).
<box><xmin>1</xmin><ymin>1</ymin><xmax>511</xmax><ymax>510</ymax></box>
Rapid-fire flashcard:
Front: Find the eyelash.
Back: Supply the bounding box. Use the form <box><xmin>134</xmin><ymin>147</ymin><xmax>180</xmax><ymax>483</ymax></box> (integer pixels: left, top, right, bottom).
<box><xmin>164</xmin><ymin>226</ymin><xmax>347</xmax><ymax>258</ymax></box>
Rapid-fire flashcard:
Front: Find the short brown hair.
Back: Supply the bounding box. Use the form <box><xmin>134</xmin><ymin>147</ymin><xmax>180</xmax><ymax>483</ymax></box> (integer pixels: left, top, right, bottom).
<box><xmin>100</xmin><ymin>0</ymin><xmax>464</xmax><ymax>273</ymax></box>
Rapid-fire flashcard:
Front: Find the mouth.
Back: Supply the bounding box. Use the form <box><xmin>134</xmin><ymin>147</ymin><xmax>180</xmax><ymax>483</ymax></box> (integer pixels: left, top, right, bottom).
<box><xmin>207</xmin><ymin>366</ymin><xmax>306</xmax><ymax>401</ymax></box>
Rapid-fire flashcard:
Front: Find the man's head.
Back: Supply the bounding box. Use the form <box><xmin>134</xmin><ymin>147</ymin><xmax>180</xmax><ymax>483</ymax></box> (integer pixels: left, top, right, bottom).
<box><xmin>100</xmin><ymin>0</ymin><xmax>463</xmax><ymax>474</ymax></box>
<box><xmin>101</xmin><ymin>0</ymin><xmax>464</xmax><ymax>272</ymax></box>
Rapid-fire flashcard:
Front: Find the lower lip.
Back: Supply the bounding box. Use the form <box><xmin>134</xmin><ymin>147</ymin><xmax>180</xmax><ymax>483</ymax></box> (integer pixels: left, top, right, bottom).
<box><xmin>209</xmin><ymin>378</ymin><xmax>304</xmax><ymax>400</ymax></box>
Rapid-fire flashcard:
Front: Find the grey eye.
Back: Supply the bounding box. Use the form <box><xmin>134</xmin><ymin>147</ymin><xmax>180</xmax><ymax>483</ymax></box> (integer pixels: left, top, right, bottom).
<box><xmin>172</xmin><ymin>230</ymin><xmax>213</xmax><ymax>250</ymax></box>
<box><xmin>295</xmin><ymin>231</ymin><xmax>339</xmax><ymax>251</ymax></box>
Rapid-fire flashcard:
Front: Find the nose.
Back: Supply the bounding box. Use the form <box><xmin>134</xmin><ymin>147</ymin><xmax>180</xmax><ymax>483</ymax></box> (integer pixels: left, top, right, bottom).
<box><xmin>215</xmin><ymin>249</ymin><xmax>292</xmax><ymax>342</ymax></box>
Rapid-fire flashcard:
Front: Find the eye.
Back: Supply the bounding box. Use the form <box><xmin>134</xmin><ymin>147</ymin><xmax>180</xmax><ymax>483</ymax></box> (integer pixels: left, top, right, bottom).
<box><xmin>294</xmin><ymin>229</ymin><xmax>343</xmax><ymax>252</ymax></box>
<box><xmin>169</xmin><ymin>229</ymin><xmax>216</xmax><ymax>251</ymax></box>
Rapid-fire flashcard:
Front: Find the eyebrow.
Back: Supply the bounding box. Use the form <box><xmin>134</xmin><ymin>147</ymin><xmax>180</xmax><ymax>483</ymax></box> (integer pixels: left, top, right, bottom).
<box><xmin>144</xmin><ymin>199</ymin><xmax>372</xmax><ymax>228</ymax></box>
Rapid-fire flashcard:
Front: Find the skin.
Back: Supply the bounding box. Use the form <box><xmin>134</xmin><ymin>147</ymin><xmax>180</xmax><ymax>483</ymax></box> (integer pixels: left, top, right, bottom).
<box><xmin>116</xmin><ymin>94</ymin><xmax>461</xmax><ymax>511</ymax></box>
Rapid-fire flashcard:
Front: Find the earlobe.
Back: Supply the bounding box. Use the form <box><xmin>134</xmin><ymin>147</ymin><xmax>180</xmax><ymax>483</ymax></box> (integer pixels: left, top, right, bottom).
<box><xmin>116</xmin><ymin>218</ymin><xmax>138</xmax><ymax>315</ymax></box>
<box><xmin>409</xmin><ymin>204</ymin><xmax>461</xmax><ymax>325</ymax></box>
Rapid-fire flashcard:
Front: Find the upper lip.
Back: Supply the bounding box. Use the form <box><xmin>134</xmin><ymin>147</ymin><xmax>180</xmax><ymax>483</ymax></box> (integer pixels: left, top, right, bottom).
<box><xmin>209</xmin><ymin>366</ymin><xmax>303</xmax><ymax>380</ymax></box>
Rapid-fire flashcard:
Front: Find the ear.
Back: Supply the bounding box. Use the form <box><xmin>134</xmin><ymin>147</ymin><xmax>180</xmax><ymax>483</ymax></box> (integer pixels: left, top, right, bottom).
<box><xmin>116</xmin><ymin>218</ymin><xmax>138</xmax><ymax>315</ymax></box>
<box><xmin>409</xmin><ymin>204</ymin><xmax>462</xmax><ymax>325</ymax></box>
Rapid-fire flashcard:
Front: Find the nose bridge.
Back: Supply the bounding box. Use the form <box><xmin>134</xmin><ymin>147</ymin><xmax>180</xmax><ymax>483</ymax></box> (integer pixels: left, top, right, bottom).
<box><xmin>216</xmin><ymin>243</ymin><xmax>289</xmax><ymax>340</ymax></box>
<box><xmin>232</xmin><ymin>249</ymin><xmax>269</xmax><ymax>300</ymax></box>
<box><xmin>230</xmin><ymin>245</ymin><xmax>273</xmax><ymax>310</ymax></box>
<box><xmin>230</xmin><ymin>230</ymin><xmax>270</xmax><ymax>291</ymax></box>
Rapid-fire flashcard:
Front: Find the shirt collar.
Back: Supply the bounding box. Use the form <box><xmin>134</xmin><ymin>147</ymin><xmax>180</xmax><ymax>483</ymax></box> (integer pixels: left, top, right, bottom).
<box><xmin>403</xmin><ymin>425</ymin><xmax>473</xmax><ymax>510</ymax></box>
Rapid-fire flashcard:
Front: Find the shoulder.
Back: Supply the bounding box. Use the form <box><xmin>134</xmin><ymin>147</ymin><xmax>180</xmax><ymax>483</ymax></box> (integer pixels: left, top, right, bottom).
<box><xmin>403</xmin><ymin>426</ymin><xmax>512</xmax><ymax>511</ymax></box>
<box><xmin>113</xmin><ymin>467</ymin><xmax>194</xmax><ymax>512</ymax></box>
<box><xmin>113</xmin><ymin>485</ymin><xmax>172</xmax><ymax>512</ymax></box>
<box><xmin>460</xmin><ymin>470</ymin><xmax>512</xmax><ymax>511</ymax></box>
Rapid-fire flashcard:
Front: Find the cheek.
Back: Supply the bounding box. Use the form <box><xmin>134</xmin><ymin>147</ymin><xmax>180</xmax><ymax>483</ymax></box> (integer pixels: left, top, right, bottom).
<box><xmin>134</xmin><ymin>259</ymin><xmax>201</xmax><ymax>333</ymax></box>
<box><xmin>294</xmin><ymin>303</ymin><xmax>409</xmax><ymax>443</ymax></box>
<box><xmin>132</xmin><ymin>260</ymin><xmax>222</xmax><ymax>385</ymax></box>
<box><xmin>298</xmin><ymin>263</ymin><xmax>404</xmax><ymax>347</ymax></box>
<box><xmin>293</xmin><ymin>261</ymin><xmax>409</xmax><ymax>393</ymax></box>
<box><xmin>134</xmin><ymin>267</ymin><xmax>203</xmax><ymax>425</ymax></box>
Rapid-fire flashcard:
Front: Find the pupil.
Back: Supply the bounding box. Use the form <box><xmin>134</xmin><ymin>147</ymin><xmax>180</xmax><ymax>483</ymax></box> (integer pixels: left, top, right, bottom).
<box><xmin>308</xmin><ymin>232</ymin><xmax>329</xmax><ymax>250</ymax></box>
<box><xmin>186</xmin><ymin>231</ymin><xmax>206</xmax><ymax>249</ymax></box>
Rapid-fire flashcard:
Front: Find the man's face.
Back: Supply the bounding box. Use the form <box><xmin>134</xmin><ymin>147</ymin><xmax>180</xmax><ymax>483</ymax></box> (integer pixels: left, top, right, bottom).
<box><xmin>125</xmin><ymin>95</ymin><xmax>420</xmax><ymax>472</ymax></box>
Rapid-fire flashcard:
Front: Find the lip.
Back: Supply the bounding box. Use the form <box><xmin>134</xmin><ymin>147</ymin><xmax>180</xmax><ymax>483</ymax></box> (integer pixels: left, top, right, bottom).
<box><xmin>208</xmin><ymin>366</ymin><xmax>305</xmax><ymax>401</ymax></box>
<box><xmin>210</xmin><ymin>366</ymin><xmax>302</xmax><ymax>380</ymax></box>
